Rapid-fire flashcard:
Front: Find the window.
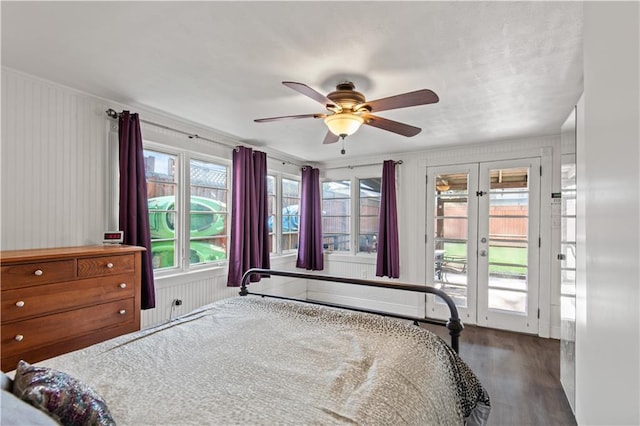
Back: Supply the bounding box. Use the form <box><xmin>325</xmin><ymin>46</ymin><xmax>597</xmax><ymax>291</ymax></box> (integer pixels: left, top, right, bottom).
<box><xmin>281</xmin><ymin>178</ymin><xmax>300</xmax><ymax>251</ymax></box>
<box><xmin>146</xmin><ymin>150</ymin><xmax>179</xmax><ymax>269</ymax></box>
<box><xmin>322</xmin><ymin>180</ymin><xmax>351</xmax><ymax>252</ymax></box>
<box><xmin>267</xmin><ymin>175</ymin><xmax>300</xmax><ymax>254</ymax></box>
<box><xmin>189</xmin><ymin>159</ymin><xmax>228</xmax><ymax>265</ymax></box>
<box><xmin>267</xmin><ymin>175</ymin><xmax>276</xmax><ymax>253</ymax></box>
<box><xmin>144</xmin><ymin>148</ymin><xmax>228</xmax><ymax>271</ymax></box>
<box><xmin>322</xmin><ymin>177</ymin><xmax>382</xmax><ymax>254</ymax></box>
<box><xmin>358</xmin><ymin>178</ymin><xmax>381</xmax><ymax>253</ymax></box>
<box><xmin>560</xmin><ymin>158</ymin><xmax>576</xmax><ymax>319</ymax></box>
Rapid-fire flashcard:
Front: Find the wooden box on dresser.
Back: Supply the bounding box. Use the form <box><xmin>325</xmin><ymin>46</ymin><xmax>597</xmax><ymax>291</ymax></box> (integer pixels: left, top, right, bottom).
<box><xmin>0</xmin><ymin>245</ymin><xmax>145</xmax><ymax>372</ymax></box>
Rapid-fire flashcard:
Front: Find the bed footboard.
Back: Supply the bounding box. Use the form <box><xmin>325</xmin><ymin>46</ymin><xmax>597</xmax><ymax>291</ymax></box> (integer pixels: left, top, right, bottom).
<box><xmin>240</xmin><ymin>268</ymin><xmax>464</xmax><ymax>353</ymax></box>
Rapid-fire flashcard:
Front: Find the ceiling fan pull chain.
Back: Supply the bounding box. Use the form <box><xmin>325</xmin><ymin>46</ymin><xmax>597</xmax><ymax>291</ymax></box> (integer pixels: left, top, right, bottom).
<box><xmin>341</xmin><ymin>138</ymin><xmax>346</xmax><ymax>155</ymax></box>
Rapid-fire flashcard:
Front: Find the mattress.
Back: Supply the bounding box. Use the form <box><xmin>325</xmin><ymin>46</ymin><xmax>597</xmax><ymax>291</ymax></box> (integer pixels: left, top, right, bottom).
<box><xmin>37</xmin><ymin>296</ymin><xmax>490</xmax><ymax>425</ymax></box>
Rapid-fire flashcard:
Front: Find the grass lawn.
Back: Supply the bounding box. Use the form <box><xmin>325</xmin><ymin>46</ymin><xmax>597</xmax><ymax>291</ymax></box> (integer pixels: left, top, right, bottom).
<box><xmin>442</xmin><ymin>242</ymin><xmax>527</xmax><ymax>276</ymax></box>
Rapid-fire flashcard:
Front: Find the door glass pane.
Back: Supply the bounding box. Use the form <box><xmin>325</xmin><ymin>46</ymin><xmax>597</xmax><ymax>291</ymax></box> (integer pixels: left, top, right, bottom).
<box><xmin>488</xmin><ymin>289</ymin><xmax>527</xmax><ymax>313</ymax></box>
<box><xmin>433</xmin><ymin>172</ymin><xmax>469</xmax><ymax>308</ymax></box>
<box><xmin>487</xmin><ymin>167</ymin><xmax>529</xmax><ymax>313</ymax></box>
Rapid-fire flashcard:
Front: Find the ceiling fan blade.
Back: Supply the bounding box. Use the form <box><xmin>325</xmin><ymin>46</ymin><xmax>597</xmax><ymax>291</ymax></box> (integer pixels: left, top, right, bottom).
<box><xmin>361</xmin><ymin>89</ymin><xmax>439</xmax><ymax>113</ymax></box>
<box><xmin>362</xmin><ymin>114</ymin><xmax>422</xmax><ymax>137</ymax></box>
<box><xmin>323</xmin><ymin>131</ymin><xmax>340</xmax><ymax>145</ymax></box>
<box><xmin>282</xmin><ymin>81</ymin><xmax>337</xmax><ymax>109</ymax></box>
<box><xmin>254</xmin><ymin>113</ymin><xmax>325</xmax><ymax>123</ymax></box>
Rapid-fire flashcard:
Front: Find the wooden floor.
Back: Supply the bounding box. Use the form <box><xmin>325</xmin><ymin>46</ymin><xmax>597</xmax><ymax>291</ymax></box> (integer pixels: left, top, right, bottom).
<box><xmin>421</xmin><ymin>323</ymin><xmax>577</xmax><ymax>426</ymax></box>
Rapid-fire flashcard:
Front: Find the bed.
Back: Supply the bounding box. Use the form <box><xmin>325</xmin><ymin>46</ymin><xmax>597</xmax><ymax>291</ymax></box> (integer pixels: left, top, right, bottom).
<box><xmin>4</xmin><ymin>269</ymin><xmax>490</xmax><ymax>425</ymax></box>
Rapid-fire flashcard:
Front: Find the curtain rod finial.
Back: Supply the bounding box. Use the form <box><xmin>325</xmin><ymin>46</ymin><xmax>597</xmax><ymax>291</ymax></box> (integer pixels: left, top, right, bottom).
<box><xmin>105</xmin><ymin>108</ymin><xmax>119</xmax><ymax>119</ymax></box>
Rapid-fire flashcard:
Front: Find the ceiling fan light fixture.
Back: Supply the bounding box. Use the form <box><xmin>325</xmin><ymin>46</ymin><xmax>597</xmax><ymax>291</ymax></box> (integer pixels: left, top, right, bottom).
<box><xmin>324</xmin><ymin>113</ymin><xmax>364</xmax><ymax>138</ymax></box>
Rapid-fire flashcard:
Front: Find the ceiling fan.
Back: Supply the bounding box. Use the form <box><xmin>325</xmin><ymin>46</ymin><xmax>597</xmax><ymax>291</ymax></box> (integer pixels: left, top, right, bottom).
<box><xmin>254</xmin><ymin>81</ymin><xmax>439</xmax><ymax>146</ymax></box>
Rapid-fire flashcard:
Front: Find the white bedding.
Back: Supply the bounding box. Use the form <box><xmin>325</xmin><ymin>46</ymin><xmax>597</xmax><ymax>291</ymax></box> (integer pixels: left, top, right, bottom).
<box><xmin>38</xmin><ymin>296</ymin><xmax>490</xmax><ymax>425</ymax></box>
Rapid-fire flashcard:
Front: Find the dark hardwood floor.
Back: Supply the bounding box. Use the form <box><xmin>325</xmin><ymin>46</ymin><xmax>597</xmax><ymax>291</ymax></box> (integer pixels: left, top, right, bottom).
<box><xmin>421</xmin><ymin>323</ymin><xmax>577</xmax><ymax>426</ymax></box>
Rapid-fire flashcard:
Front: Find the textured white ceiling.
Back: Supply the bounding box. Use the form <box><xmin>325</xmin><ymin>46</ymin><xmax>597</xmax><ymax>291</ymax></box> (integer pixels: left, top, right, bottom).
<box><xmin>1</xmin><ymin>1</ymin><xmax>583</xmax><ymax>162</ymax></box>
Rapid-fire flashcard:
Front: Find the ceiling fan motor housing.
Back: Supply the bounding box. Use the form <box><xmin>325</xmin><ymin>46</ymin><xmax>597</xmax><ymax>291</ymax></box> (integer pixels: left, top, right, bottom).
<box><xmin>327</xmin><ymin>82</ymin><xmax>368</xmax><ymax>112</ymax></box>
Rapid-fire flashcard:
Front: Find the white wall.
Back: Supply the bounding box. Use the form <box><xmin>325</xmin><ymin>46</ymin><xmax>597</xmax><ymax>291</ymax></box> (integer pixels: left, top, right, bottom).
<box><xmin>1</xmin><ymin>69</ymin><xmax>112</xmax><ymax>249</ymax></box>
<box><xmin>1</xmin><ymin>67</ymin><xmax>568</xmax><ymax>335</ymax></box>
<box><xmin>0</xmin><ymin>68</ymin><xmax>304</xmax><ymax>329</ymax></box>
<box><xmin>576</xmin><ymin>3</ymin><xmax>640</xmax><ymax>424</ymax></box>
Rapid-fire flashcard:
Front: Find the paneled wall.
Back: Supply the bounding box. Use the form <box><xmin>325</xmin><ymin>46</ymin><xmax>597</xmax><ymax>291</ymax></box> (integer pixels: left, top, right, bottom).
<box><xmin>1</xmin><ymin>68</ymin><xmax>303</xmax><ymax>329</ymax></box>
<box><xmin>143</xmin><ymin>256</ymin><xmax>305</xmax><ymax>328</ymax></box>
<box><xmin>1</xmin><ymin>70</ymin><xmax>111</xmax><ymax>249</ymax></box>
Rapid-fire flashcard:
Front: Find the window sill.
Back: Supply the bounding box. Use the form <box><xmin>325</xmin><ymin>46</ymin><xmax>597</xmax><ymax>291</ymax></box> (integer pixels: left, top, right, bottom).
<box><xmin>324</xmin><ymin>252</ymin><xmax>377</xmax><ymax>264</ymax></box>
<box><xmin>153</xmin><ymin>264</ymin><xmax>227</xmax><ymax>288</ymax></box>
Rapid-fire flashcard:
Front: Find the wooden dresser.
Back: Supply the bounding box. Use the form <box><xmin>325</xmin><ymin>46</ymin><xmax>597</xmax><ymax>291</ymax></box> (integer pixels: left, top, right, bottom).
<box><xmin>1</xmin><ymin>245</ymin><xmax>144</xmax><ymax>372</ymax></box>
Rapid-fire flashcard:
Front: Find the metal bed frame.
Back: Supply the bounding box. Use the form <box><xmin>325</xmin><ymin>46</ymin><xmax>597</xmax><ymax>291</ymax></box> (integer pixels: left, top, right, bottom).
<box><xmin>240</xmin><ymin>268</ymin><xmax>464</xmax><ymax>353</ymax></box>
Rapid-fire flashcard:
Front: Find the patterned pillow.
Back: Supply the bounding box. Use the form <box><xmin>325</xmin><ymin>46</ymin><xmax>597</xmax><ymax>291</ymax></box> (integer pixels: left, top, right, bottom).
<box><xmin>12</xmin><ymin>360</ymin><xmax>115</xmax><ymax>426</ymax></box>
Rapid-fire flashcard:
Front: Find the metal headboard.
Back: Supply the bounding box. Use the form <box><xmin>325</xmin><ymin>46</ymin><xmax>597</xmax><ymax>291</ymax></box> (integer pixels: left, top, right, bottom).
<box><xmin>240</xmin><ymin>268</ymin><xmax>464</xmax><ymax>353</ymax></box>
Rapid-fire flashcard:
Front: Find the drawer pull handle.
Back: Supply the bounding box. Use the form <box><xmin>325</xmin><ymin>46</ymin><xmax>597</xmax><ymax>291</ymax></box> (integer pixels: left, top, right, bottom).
<box><xmin>119</xmin><ymin>283</ymin><xmax>127</xmax><ymax>289</ymax></box>
<box><xmin>34</xmin><ymin>269</ymin><xmax>43</xmax><ymax>276</ymax></box>
<box><xmin>15</xmin><ymin>335</ymin><xmax>24</xmax><ymax>342</ymax></box>
<box><xmin>106</xmin><ymin>263</ymin><xmax>114</xmax><ymax>269</ymax></box>
<box><xmin>15</xmin><ymin>301</ymin><xmax>25</xmax><ymax>308</ymax></box>
<box><xmin>119</xmin><ymin>309</ymin><xmax>126</xmax><ymax>315</ymax></box>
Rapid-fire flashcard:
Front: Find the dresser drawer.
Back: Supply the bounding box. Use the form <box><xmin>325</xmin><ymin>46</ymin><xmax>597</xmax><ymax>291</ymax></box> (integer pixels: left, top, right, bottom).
<box><xmin>1</xmin><ymin>274</ymin><xmax>135</xmax><ymax>323</ymax></box>
<box><xmin>1</xmin><ymin>298</ymin><xmax>135</xmax><ymax>358</ymax></box>
<box><xmin>77</xmin><ymin>254</ymin><xmax>135</xmax><ymax>278</ymax></box>
<box><xmin>0</xmin><ymin>260</ymin><xmax>76</xmax><ymax>289</ymax></box>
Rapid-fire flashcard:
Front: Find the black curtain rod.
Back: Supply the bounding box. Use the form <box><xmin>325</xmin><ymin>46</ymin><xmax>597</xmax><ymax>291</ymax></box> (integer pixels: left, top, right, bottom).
<box><xmin>105</xmin><ymin>108</ymin><xmax>300</xmax><ymax>167</ymax></box>
<box><xmin>106</xmin><ymin>108</ymin><xmax>234</xmax><ymax>146</ymax></box>
<box><xmin>323</xmin><ymin>160</ymin><xmax>403</xmax><ymax>170</ymax></box>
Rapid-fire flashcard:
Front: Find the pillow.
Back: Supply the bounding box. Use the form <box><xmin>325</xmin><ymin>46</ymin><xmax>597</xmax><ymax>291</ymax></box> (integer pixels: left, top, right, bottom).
<box><xmin>1</xmin><ymin>371</ymin><xmax>13</xmax><ymax>391</ymax></box>
<box><xmin>12</xmin><ymin>360</ymin><xmax>115</xmax><ymax>426</ymax></box>
<box><xmin>1</xmin><ymin>389</ymin><xmax>59</xmax><ymax>426</ymax></box>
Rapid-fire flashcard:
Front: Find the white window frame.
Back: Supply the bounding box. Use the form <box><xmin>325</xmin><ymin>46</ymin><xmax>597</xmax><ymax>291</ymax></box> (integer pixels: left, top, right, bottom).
<box><xmin>322</xmin><ymin>179</ymin><xmax>352</xmax><ymax>253</ymax></box>
<box><xmin>357</xmin><ymin>177</ymin><xmax>382</xmax><ymax>255</ymax></box>
<box><xmin>321</xmin><ymin>175</ymin><xmax>381</xmax><ymax>256</ymax></box>
<box><xmin>144</xmin><ymin>140</ymin><xmax>230</xmax><ymax>277</ymax></box>
<box><xmin>268</xmin><ymin>172</ymin><xmax>301</xmax><ymax>257</ymax></box>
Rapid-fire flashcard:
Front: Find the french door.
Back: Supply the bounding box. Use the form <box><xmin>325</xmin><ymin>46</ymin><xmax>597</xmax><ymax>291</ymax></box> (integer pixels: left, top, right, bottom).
<box><xmin>426</xmin><ymin>158</ymin><xmax>540</xmax><ymax>334</ymax></box>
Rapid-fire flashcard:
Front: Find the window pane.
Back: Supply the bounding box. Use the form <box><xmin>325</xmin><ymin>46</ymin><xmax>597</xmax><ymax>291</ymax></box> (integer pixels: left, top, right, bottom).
<box><xmin>359</xmin><ymin>178</ymin><xmax>381</xmax><ymax>253</ymax></box>
<box><xmin>281</xmin><ymin>178</ymin><xmax>300</xmax><ymax>251</ymax></box>
<box><xmin>145</xmin><ymin>150</ymin><xmax>178</xmax><ymax>270</ymax></box>
<box><xmin>323</xmin><ymin>198</ymin><xmax>350</xmax><ymax>215</ymax></box>
<box><xmin>267</xmin><ymin>176</ymin><xmax>276</xmax><ymax>253</ymax></box>
<box><xmin>189</xmin><ymin>238</ymin><xmax>227</xmax><ymax>265</ymax></box>
<box><xmin>322</xmin><ymin>180</ymin><xmax>351</xmax><ymax>252</ymax></box>
<box><xmin>189</xmin><ymin>159</ymin><xmax>227</xmax><ymax>264</ymax></box>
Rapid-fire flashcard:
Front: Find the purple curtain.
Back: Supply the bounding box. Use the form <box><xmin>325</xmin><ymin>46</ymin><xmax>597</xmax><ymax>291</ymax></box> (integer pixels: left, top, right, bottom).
<box><xmin>296</xmin><ymin>166</ymin><xmax>324</xmax><ymax>270</ymax></box>
<box><xmin>118</xmin><ymin>111</ymin><xmax>156</xmax><ymax>309</ymax></box>
<box><xmin>227</xmin><ymin>146</ymin><xmax>270</xmax><ymax>287</ymax></box>
<box><xmin>376</xmin><ymin>160</ymin><xmax>400</xmax><ymax>278</ymax></box>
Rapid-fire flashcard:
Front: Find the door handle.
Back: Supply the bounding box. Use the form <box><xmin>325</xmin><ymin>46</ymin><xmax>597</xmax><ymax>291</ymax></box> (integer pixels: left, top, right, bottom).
<box><xmin>479</xmin><ymin>250</ymin><xmax>487</xmax><ymax>257</ymax></box>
